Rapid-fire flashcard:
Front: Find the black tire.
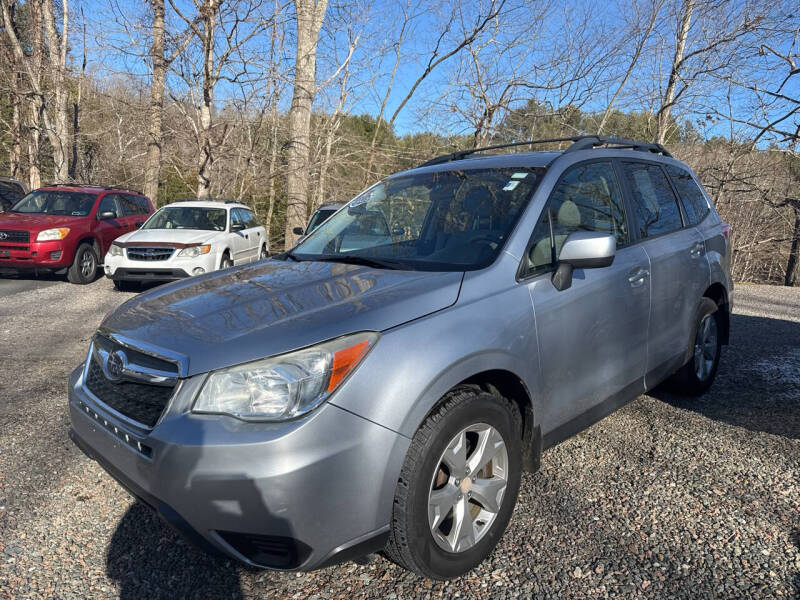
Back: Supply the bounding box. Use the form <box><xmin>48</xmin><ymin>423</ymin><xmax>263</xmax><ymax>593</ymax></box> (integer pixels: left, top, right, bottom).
<box><xmin>384</xmin><ymin>385</ymin><xmax>522</xmax><ymax>580</ymax></box>
<box><xmin>113</xmin><ymin>279</ymin><xmax>135</xmax><ymax>292</ymax></box>
<box><xmin>67</xmin><ymin>243</ymin><xmax>98</xmax><ymax>284</ymax></box>
<box><xmin>220</xmin><ymin>252</ymin><xmax>233</xmax><ymax>270</ymax></box>
<box><xmin>259</xmin><ymin>245</ymin><xmax>268</xmax><ymax>260</ymax></box>
<box><xmin>666</xmin><ymin>297</ymin><xmax>722</xmax><ymax>396</ymax></box>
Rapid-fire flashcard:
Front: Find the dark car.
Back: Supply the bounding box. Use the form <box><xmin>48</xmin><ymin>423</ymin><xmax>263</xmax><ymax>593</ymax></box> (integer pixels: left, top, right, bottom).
<box><xmin>292</xmin><ymin>203</ymin><xmax>343</xmax><ymax>241</ymax></box>
<box><xmin>0</xmin><ymin>185</ymin><xmax>154</xmax><ymax>284</ymax></box>
<box><xmin>0</xmin><ymin>177</ymin><xmax>27</xmax><ymax>211</ymax></box>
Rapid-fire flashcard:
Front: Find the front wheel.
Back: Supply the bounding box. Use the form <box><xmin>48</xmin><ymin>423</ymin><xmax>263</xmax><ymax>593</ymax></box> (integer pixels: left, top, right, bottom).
<box><xmin>667</xmin><ymin>297</ymin><xmax>722</xmax><ymax>396</ymax></box>
<box><xmin>259</xmin><ymin>245</ymin><xmax>268</xmax><ymax>260</ymax></box>
<box><xmin>384</xmin><ymin>385</ymin><xmax>522</xmax><ymax>579</ymax></box>
<box><xmin>219</xmin><ymin>252</ymin><xmax>233</xmax><ymax>270</ymax></box>
<box><xmin>67</xmin><ymin>243</ymin><xmax>98</xmax><ymax>284</ymax></box>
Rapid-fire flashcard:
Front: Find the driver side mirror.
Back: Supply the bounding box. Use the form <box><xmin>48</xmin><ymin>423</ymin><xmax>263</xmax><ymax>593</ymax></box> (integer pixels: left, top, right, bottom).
<box><xmin>230</xmin><ymin>222</ymin><xmax>245</xmax><ymax>232</ymax></box>
<box><xmin>292</xmin><ymin>226</ymin><xmax>304</xmax><ymax>235</ymax></box>
<box><xmin>552</xmin><ymin>231</ymin><xmax>615</xmax><ymax>292</ymax></box>
<box><xmin>98</xmin><ymin>211</ymin><xmax>117</xmax><ymax>220</ymax></box>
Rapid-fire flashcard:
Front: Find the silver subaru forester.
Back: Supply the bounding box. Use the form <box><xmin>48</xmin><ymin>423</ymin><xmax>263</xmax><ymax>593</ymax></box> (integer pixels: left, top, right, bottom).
<box><xmin>68</xmin><ymin>136</ymin><xmax>732</xmax><ymax>580</ymax></box>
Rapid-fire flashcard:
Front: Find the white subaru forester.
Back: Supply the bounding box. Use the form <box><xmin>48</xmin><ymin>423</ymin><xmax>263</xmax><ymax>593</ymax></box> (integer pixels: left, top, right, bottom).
<box><xmin>104</xmin><ymin>200</ymin><xmax>267</xmax><ymax>290</ymax></box>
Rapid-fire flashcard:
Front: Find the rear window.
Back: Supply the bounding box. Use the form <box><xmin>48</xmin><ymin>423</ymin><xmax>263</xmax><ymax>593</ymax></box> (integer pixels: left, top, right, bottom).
<box><xmin>666</xmin><ymin>165</ymin><xmax>710</xmax><ymax>226</ymax></box>
<box><xmin>621</xmin><ymin>162</ymin><xmax>683</xmax><ymax>238</ymax></box>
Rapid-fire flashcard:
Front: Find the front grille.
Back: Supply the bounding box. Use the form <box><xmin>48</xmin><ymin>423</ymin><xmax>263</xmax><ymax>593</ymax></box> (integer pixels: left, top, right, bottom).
<box><xmin>0</xmin><ymin>245</ymin><xmax>29</xmax><ymax>251</ymax></box>
<box><xmin>0</xmin><ymin>230</ymin><xmax>29</xmax><ymax>243</ymax></box>
<box><xmin>126</xmin><ymin>247</ymin><xmax>175</xmax><ymax>261</ymax></box>
<box><xmin>84</xmin><ymin>337</ymin><xmax>178</xmax><ymax>428</ymax></box>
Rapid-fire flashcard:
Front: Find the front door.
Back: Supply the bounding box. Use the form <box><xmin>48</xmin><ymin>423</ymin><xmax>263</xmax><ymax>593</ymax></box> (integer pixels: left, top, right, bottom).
<box><xmin>94</xmin><ymin>194</ymin><xmax>126</xmax><ymax>257</ymax></box>
<box><xmin>229</xmin><ymin>208</ymin><xmax>250</xmax><ymax>264</ymax></box>
<box><xmin>520</xmin><ymin>160</ymin><xmax>651</xmax><ymax>439</ymax></box>
<box><xmin>619</xmin><ymin>161</ymin><xmax>711</xmax><ymax>387</ymax></box>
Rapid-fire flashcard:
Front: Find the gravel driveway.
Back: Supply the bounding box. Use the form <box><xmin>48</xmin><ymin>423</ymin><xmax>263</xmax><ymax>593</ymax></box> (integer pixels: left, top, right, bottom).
<box><xmin>0</xmin><ymin>279</ymin><xmax>798</xmax><ymax>599</ymax></box>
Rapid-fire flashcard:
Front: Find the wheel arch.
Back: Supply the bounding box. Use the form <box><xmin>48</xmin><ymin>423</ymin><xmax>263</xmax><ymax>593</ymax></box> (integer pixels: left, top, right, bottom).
<box><xmin>77</xmin><ymin>235</ymin><xmax>100</xmax><ymax>260</ymax></box>
<box><xmin>703</xmin><ymin>282</ymin><xmax>730</xmax><ymax>345</ymax></box>
<box><xmin>409</xmin><ymin>363</ymin><xmax>540</xmax><ymax>473</ymax></box>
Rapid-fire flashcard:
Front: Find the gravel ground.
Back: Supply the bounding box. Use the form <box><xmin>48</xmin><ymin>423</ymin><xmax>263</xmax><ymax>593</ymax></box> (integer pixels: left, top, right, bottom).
<box><xmin>0</xmin><ymin>278</ymin><xmax>798</xmax><ymax>599</ymax></box>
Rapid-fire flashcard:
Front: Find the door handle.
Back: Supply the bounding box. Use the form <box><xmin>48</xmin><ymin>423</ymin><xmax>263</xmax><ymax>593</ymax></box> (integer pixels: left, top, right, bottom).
<box><xmin>689</xmin><ymin>242</ymin><xmax>704</xmax><ymax>257</ymax></box>
<box><xmin>628</xmin><ymin>267</ymin><xmax>649</xmax><ymax>288</ymax></box>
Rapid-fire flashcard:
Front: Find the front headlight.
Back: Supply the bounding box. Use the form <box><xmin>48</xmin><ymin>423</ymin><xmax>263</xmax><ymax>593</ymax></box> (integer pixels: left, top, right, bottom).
<box><xmin>108</xmin><ymin>244</ymin><xmax>123</xmax><ymax>257</ymax></box>
<box><xmin>36</xmin><ymin>227</ymin><xmax>70</xmax><ymax>241</ymax></box>
<box><xmin>177</xmin><ymin>244</ymin><xmax>211</xmax><ymax>258</ymax></box>
<box><xmin>193</xmin><ymin>332</ymin><xmax>379</xmax><ymax>421</ymax></box>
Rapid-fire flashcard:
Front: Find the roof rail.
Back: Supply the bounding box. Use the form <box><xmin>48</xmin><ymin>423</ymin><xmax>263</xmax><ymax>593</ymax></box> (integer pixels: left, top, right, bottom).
<box><xmin>173</xmin><ymin>197</ymin><xmax>239</xmax><ymax>204</ymax></box>
<box><xmin>44</xmin><ymin>182</ymin><xmax>144</xmax><ymax>194</ymax></box>
<box><xmin>564</xmin><ymin>136</ymin><xmax>671</xmax><ymax>157</ymax></box>
<box><xmin>417</xmin><ymin>135</ymin><xmax>671</xmax><ymax>168</ymax></box>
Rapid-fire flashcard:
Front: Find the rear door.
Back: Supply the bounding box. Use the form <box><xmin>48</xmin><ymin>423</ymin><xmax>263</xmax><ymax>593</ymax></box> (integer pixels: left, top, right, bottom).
<box><xmin>522</xmin><ymin>160</ymin><xmax>651</xmax><ymax>438</ymax></box>
<box><xmin>619</xmin><ymin>161</ymin><xmax>710</xmax><ymax>387</ymax></box>
<box><xmin>240</xmin><ymin>208</ymin><xmax>263</xmax><ymax>261</ymax></box>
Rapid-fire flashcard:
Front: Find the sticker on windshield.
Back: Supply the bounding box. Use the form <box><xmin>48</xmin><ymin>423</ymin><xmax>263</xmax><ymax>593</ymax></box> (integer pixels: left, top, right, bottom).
<box><xmin>511</xmin><ymin>172</ymin><xmax>528</xmax><ymax>179</ymax></box>
<box><xmin>503</xmin><ymin>180</ymin><xmax>520</xmax><ymax>191</ymax></box>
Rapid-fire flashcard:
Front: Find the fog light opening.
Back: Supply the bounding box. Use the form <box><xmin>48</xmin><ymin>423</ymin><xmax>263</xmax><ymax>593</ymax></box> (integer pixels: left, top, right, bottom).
<box><xmin>192</xmin><ymin>267</ymin><xmax>206</xmax><ymax>275</ymax></box>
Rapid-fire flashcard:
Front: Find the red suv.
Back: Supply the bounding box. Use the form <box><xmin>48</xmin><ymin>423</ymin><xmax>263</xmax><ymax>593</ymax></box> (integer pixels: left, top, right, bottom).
<box><xmin>0</xmin><ymin>185</ymin><xmax>154</xmax><ymax>284</ymax></box>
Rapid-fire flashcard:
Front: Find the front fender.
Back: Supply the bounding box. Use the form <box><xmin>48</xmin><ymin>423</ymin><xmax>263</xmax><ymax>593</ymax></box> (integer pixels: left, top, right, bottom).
<box><xmin>329</xmin><ymin>281</ymin><xmax>540</xmax><ymax>439</ymax></box>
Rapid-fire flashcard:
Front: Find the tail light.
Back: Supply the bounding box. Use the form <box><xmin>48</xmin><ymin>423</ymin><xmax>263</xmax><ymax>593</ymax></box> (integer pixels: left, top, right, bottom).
<box><xmin>721</xmin><ymin>222</ymin><xmax>731</xmax><ymax>242</ymax></box>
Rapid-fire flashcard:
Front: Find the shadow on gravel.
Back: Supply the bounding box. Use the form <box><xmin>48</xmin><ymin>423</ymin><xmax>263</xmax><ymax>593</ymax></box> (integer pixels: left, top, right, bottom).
<box><xmin>654</xmin><ymin>313</ymin><xmax>800</xmax><ymax>440</ymax></box>
<box><xmin>107</xmin><ymin>502</ymin><xmax>244</xmax><ymax>600</ymax></box>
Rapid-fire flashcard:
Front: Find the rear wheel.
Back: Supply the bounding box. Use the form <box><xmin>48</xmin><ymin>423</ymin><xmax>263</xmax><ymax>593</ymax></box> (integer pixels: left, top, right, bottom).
<box><xmin>67</xmin><ymin>243</ymin><xmax>98</xmax><ymax>284</ymax></box>
<box><xmin>384</xmin><ymin>385</ymin><xmax>522</xmax><ymax>579</ymax></box>
<box><xmin>667</xmin><ymin>297</ymin><xmax>721</xmax><ymax>396</ymax></box>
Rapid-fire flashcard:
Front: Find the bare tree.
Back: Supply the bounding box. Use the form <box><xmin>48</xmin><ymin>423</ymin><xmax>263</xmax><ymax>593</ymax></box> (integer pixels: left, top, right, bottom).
<box><xmin>284</xmin><ymin>0</ymin><xmax>328</xmax><ymax>249</ymax></box>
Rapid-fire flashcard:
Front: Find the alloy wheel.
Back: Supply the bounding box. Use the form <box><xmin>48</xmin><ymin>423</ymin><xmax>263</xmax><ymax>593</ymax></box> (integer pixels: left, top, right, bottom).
<box><xmin>694</xmin><ymin>314</ymin><xmax>718</xmax><ymax>381</ymax></box>
<box><xmin>428</xmin><ymin>423</ymin><xmax>508</xmax><ymax>553</ymax></box>
<box><xmin>80</xmin><ymin>250</ymin><xmax>95</xmax><ymax>279</ymax></box>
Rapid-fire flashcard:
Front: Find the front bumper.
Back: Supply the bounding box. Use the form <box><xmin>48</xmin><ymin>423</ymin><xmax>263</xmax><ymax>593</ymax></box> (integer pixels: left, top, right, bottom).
<box><xmin>67</xmin><ymin>364</ymin><xmax>408</xmax><ymax>570</ymax></box>
<box><xmin>0</xmin><ymin>239</ymin><xmax>72</xmax><ymax>269</ymax></box>
<box><xmin>105</xmin><ymin>251</ymin><xmax>220</xmax><ymax>281</ymax></box>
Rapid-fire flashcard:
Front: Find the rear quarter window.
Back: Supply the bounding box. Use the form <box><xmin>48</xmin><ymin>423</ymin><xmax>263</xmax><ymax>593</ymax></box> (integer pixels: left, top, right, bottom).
<box><xmin>666</xmin><ymin>165</ymin><xmax>710</xmax><ymax>226</ymax></box>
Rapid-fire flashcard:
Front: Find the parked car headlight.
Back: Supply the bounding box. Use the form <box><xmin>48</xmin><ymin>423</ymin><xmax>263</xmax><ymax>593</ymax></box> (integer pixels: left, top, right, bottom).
<box><xmin>177</xmin><ymin>244</ymin><xmax>211</xmax><ymax>258</ymax></box>
<box><xmin>36</xmin><ymin>227</ymin><xmax>70</xmax><ymax>241</ymax></box>
<box><xmin>193</xmin><ymin>332</ymin><xmax>379</xmax><ymax>421</ymax></box>
<box><xmin>108</xmin><ymin>243</ymin><xmax>123</xmax><ymax>257</ymax></box>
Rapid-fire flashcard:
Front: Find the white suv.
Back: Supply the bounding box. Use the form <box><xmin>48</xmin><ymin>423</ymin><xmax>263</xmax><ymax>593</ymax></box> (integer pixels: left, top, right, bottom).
<box><xmin>104</xmin><ymin>200</ymin><xmax>267</xmax><ymax>290</ymax></box>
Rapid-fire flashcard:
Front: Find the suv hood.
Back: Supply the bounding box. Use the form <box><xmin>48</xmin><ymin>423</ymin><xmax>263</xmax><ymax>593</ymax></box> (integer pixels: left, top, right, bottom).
<box><xmin>115</xmin><ymin>228</ymin><xmax>219</xmax><ymax>245</ymax></box>
<box><xmin>101</xmin><ymin>259</ymin><xmax>463</xmax><ymax>375</ymax></box>
<box><xmin>0</xmin><ymin>212</ymin><xmax>87</xmax><ymax>231</ymax></box>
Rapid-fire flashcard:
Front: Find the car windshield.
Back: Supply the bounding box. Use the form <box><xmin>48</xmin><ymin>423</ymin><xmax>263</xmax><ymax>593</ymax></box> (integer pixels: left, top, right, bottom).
<box><xmin>142</xmin><ymin>206</ymin><xmax>227</xmax><ymax>231</ymax></box>
<box><xmin>12</xmin><ymin>190</ymin><xmax>97</xmax><ymax>216</ymax></box>
<box><xmin>307</xmin><ymin>208</ymin><xmax>338</xmax><ymax>233</ymax></box>
<box><xmin>292</xmin><ymin>167</ymin><xmax>543</xmax><ymax>271</ymax></box>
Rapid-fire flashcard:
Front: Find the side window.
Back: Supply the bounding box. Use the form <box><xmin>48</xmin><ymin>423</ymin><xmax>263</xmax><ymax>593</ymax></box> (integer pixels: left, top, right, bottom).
<box><xmin>97</xmin><ymin>194</ymin><xmax>120</xmax><ymax>218</ymax></box>
<box><xmin>665</xmin><ymin>165</ymin><xmax>710</xmax><ymax>226</ymax></box>
<box><xmin>522</xmin><ymin>161</ymin><xmax>627</xmax><ymax>278</ymax></box>
<box><xmin>243</xmin><ymin>209</ymin><xmax>259</xmax><ymax>228</ymax></box>
<box><xmin>118</xmin><ymin>194</ymin><xmax>141</xmax><ymax>216</ymax></box>
<box><xmin>622</xmin><ymin>162</ymin><xmax>683</xmax><ymax>238</ymax></box>
<box><xmin>230</xmin><ymin>208</ymin><xmax>243</xmax><ymax>230</ymax></box>
<box><xmin>130</xmin><ymin>195</ymin><xmax>150</xmax><ymax>215</ymax></box>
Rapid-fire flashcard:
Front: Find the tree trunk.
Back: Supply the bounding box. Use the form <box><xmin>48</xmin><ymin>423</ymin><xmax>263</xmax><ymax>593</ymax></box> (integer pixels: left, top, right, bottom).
<box><xmin>656</xmin><ymin>0</ymin><xmax>694</xmax><ymax>144</ymax></box>
<box><xmin>785</xmin><ymin>203</ymin><xmax>800</xmax><ymax>287</ymax></box>
<box><xmin>196</xmin><ymin>1</ymin><xmax>220</xmax><ymax>200</ymax></box>
<box><xmin>10</xmin><ymin>90</ymin><xmax>21</xmax><ymax>179</ymax></box>
<box><xmin>144</xmin><ymin>0</ymin><xmax>167</xmax><ymax>204</ymax></box>
<box><xmin>284</xmin><ymin>0</ymin><xmax>328</xmax><ymax>249</ymax></box>
<box><xmin>41</xmin><ymin>0</ymin><xmax>70</xmax><ymax>182</ymax></box>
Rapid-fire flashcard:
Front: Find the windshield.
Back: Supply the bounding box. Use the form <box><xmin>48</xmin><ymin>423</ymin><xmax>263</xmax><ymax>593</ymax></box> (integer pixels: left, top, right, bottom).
<box><xmin>12</xmin><ymin>190</ymin><xmax>97</xmax><ymax>216</ymax></box>
<box><xmin>142</xmin><ymin>206</ymin><xmax>227</xmax><ymax>231</ymax></box>
<box><xmin>293</xmin><ymin>167</ymin><xmax>543</xmax><ymax>271</ymax></box>
<box><xmin>307</xmin><ymin>207</ymin><xmax>338</xmax><ymax>233</ymax></box>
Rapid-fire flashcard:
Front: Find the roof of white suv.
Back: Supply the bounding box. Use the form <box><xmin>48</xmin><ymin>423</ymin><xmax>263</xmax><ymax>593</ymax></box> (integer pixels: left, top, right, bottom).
<box><xmin>162</xmin><ymin>200</ymin><xmax>250</xmax><ymax>210</ymax></box>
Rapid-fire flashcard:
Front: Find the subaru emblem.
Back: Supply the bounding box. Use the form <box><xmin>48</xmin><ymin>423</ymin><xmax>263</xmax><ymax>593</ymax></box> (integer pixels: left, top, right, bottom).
<box><xmin>105</xmin><ymin>350</ymin><xmax>127</xmax><ymax>381</ymax></box>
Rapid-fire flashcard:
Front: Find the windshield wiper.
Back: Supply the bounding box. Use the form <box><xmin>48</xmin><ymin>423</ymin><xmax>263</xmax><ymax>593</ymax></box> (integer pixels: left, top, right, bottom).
<box><xmin>311</xmin><ymin>254</ymin><xmax>408</xmax><ymax>270</ymax></box>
